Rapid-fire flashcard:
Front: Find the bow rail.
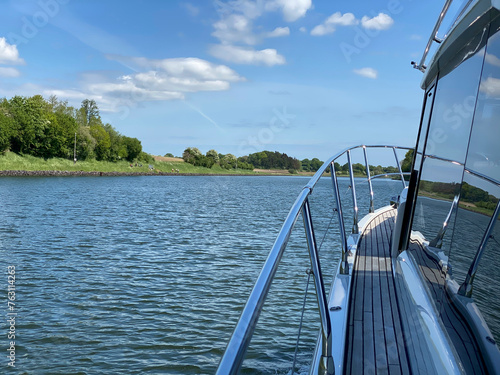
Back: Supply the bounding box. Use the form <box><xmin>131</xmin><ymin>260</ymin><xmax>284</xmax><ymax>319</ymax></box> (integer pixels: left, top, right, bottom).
<box><xmin>216</xmin><ymin>145</ymin><xmax>412</xmax><ymax>375</ymax></box>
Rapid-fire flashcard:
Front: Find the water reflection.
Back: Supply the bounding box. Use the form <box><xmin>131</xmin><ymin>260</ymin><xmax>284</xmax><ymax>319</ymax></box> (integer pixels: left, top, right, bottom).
<box><xmin>412</xmin><ymin>158</ymin><xmax>462</xmax><ymax>252</ymax></box>
<box><xmin>449</xmin><ymin>173</ymin><xmax>500</xmax><ymax>342</ymax></box>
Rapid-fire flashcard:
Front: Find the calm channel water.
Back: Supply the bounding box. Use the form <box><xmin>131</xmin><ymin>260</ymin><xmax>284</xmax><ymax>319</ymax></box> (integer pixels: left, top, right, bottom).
<box><xmin>0</xmin><ymin>176</ymin><xmax>425</xmax><ymax>374</ymax></box>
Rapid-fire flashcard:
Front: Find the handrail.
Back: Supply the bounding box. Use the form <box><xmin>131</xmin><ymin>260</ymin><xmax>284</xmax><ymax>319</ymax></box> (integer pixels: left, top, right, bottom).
<box><xmin>363</xmin><ymin>146</ymin><xmax>375</xmax><ymax>213</ymax></box>
<box><xmin>412</xmin><ymin>0</ymin><xmax>454</xmax><ymax>72</ymax></box>
<box><xmin>216</xmin><ymin>145</ymin><xmax>411</xmax><ymax>374</ymax></box>
<box><xmin>347</xmin><ymin>150</ymin><xmax>359</xmax><ymax>234</ymax></box>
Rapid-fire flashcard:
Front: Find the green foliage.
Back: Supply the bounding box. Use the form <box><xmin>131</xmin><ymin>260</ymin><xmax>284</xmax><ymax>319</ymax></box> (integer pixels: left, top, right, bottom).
<box><xmin>0</xmin><ymin>95</ymin><xmax>144</xmax><ymax>163</ymax></box>
<box><xmin>138</xmin><ymin>151</ymin><xmax>154</xmax><ymax>163</ymax></box>
<box><xmin>76</xmin><ymin>126</ymin><xmax>96</xmax><ymax>160</ymax></box>
<box><xmin>164</xmin><ymin>153</ymin><xmax>174</xmax><ymax>157</ymax></box>
<box><xmin>236</xmin><ymin>156</ymin><xmax>254</xmax><ymax>170</ymax></box>
<box><xmin>248</xmin><ymin>150</ymin><xmax>300</xmax><ymax>170</ymax></box>
<box><xmin>0</xmin><ymin>106</ymin><xmax>15</xmax><ymax>153</ymax></box>
<box><xmin>221</xmin><ymin>153</ymin><xmax>237</xmax><ymax>169</ymax></box>
<box><xmin>90</xmin><ymin>124</ymin><xmax>111</xmax><ymax>161</ymax></box>
<box><xmin>182</xmin><ymin>147</ymin><xmax>202</xmax><ymax>164</ymax></box>
<box><xmin>103</xmin><ymin>124</ymin><xmax>124</xmax><ymax>162</ymax></box>
<box><xmin>301</xmin><ymin>157</ymin><xmax>323</xmax><ymax>172</ymax></box>
<box><xmin>81</xmin><ymin>99</ymin><xmax>100</xmax><ymax>127</ymax></box>
<box><xmin>401</xmin><ymin>149</ymin><xmax>414</xmax><ymax>172</ymax></box>
<box><xmin>122</xmin><ymin>136</ymin><xmax>142</xmax><ymax>162</ymax></box>
<box><xmin>206</xmin><ymin>149</ymin><xmax>220</xmax><ymax>164</ymax></box>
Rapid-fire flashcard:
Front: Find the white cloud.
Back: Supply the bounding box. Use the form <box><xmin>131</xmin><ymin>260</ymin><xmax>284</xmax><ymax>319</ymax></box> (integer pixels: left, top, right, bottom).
<box><xmin>485</xmin><ymin>53</ymin><xmax>500</xmax><ymax>67</ymax></box>
<box><xmin>361</xmin><ymin>13</ymin><xmax>394</xmax><ymax>30</ymax></box>
<box><xmin>267</xmin><ymin>0</ymin><xmax>313</xmax><ymax>22</ymax></box>
<box><xmin>108</xmin><ymin>56</ymin><xmax>244</xmax><ymax>83</ymax></box>
<box><xmin>311</xmin><ymin>12</ymin><xmax>358</xmax><ymax>36</ymax></box>
<box><xmin>353</xmin><ymin>67</ymin><xmax>378</xmax><ymax>79</ymax></box>
<box><xmin>266</xmin><ymin>27</ymin><xmax>290</xmax><ymax>38</ymax></box>
<box><xmin>211</xmin><ymin>0</ymin><xmax>310</xmax><ymax>48</ymax></box>
<box><xmin>40</xmin><ymin>57</ymin><xmax>245</xmax><ymax>112</ymax></box>
<box><xmin>0</xmin><ymin>37</ymin><xmax>25</xmax><ymax>65</ymax></box>
<box><xmin>299</xmin><ymin>27</ymin><xmax>307</xmax><ymax>33</ymax></box>
<box><xmin>327</xmin><ymin>12</ymin><xmax>358</xmax><ymax>26</ymax></box>
<box><xmin>0</xmin><ymin>67</ymin><xmax>20</xmax><ymax>78</ymax></box>
<box><xmin>209</xmin><ymin>45</ymin><xmax>285</xmax><ymax>66</ymax></box>
<box><xmin>212</xmin><ymin>14</ymin><xmax>257</xmax><ymax>45</ymax></box>
<box><xmin>410</xmin><ymin>34</ymin><xmax>422</xmax><ymax>41</ymax></box>
<box><xmin>480</xmin><ymin>77</ymin><xmax>500</xmax><ymax>97</ymax></box>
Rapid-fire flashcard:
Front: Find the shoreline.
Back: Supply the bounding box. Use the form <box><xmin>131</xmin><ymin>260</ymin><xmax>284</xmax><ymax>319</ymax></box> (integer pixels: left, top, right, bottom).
<box><xmin>0</xmin><ymin>170</ymin><xmax>302</xmax><ymax>177</ymax></box>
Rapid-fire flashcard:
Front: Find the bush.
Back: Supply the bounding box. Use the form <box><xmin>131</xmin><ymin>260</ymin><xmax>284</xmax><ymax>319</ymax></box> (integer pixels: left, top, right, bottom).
<box><xmin>138</xmin><ymin>152</ymin><xmax>154</xmax><ymax>163</ymax></box>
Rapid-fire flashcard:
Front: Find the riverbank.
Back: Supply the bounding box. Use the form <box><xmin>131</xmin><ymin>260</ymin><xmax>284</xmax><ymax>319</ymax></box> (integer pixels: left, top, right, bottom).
<box><xmin>0</xmin><ymin>170</ymin><xmax>276</xmax><ymax>177</ymax></box>
<box><xmin>0</xmin><ymin>152</ymin><xmax>316</xmax><ymax>177</ymax></box>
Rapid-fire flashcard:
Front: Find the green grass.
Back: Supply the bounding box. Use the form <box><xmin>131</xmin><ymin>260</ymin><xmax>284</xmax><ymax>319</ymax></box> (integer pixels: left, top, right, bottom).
<box><xmin>0</xmin><ymin>152</ymin><xmax>261</xmax><ymax>175</ymax></box>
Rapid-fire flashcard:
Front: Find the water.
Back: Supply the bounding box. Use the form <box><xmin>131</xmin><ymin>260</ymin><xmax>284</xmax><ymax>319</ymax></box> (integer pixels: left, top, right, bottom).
<box><xmin>0</xmin><ymin>175</ymin><xmax>405</xmax><ymax>374</ymax></box>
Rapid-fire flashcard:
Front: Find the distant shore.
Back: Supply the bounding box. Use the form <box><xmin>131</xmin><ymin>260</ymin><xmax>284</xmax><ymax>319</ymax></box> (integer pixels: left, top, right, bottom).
<box><xmin>0</xmin><ymin>170</ymin><xmax>300</xmax><ymax>177</ymax></box>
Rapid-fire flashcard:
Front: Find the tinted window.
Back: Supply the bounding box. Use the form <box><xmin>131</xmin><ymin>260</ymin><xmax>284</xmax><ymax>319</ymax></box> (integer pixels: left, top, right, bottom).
<box><xmin>467</xmin><ymin>21</ymin><xmax>500</xmax><ymax>182</ymax></box>
<box><xmin>424</xmin><ymin>33</ymin><xmax>486</xmax><ymax>163</ymax></box>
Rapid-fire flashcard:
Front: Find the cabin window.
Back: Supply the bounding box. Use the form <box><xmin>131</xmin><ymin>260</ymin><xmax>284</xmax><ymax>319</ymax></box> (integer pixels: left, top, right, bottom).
<box><xmin>411</xmin><ymin>158</ymin><xmax>462</xmax><ymax>251</ymax></box>
<box><xmin>449</xmin><ymin>173</ymin><xmax>500</xmax><ymax>343</ymax></box>
<box><xmin>411</xmin><ymin>40</ymin><xmax>485</xmax><ymax>249</ymax></box>
<box><xmin>423</xmin><ymin>43</ymin><xmax>485</xmax><ymax>163</ymax></box>
<box><xmin>449</xmin><ymin>18</ymin><xmax>500</xmax><ymax>344</ymax></box>
<box><xmin>467</xmin><ymin>22</ymin><xmax>500</xmax><ymax>183</ymax></box>
<box><xmin>409</xmin><ymin>18</ymin><xmax>500</xmax><ymax>345</ymax></box>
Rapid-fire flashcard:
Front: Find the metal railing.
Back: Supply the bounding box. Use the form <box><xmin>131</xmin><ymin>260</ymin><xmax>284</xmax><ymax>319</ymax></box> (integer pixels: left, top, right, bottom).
<box><xmin>412</xmin><ymin>0</ymin><xmax>479</xmax><ymax>72</ymax></box>
<box><xmin>412</xmin><ymin>0</ymin><xmax>455</xmax><ymax>72</ymax></box>
<box><xmin>216</xmin><ymin>145</ymin><xmax>412</xmax><ymax>375</ymax></box>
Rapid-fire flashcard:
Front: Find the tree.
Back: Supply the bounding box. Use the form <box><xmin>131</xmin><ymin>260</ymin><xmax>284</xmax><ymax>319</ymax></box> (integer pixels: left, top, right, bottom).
<box><xmin>0</xmin><ymin>108</ymin><xmax>14</xmax><ymax>153</ymax></box>
<box><xmin>301</xmin><ymin>158</ymin><xmax>311</xmax><ymax>171</ymax></box>
<box><xmin>122</xmin><ymin>136</ymin><xmax>142</xmax><ymax>161</ymax></box>
<box><xmin>310</xmin><ymin>158</ymin><xmax>323</xmax><ymax>171</ymax></box>
<box><xmin>182</xmin><ymin>147</ymin><xmax>202</xmax><ymax>164</ymax></box>
<box><xmin>206</xmin><ymin>149</ymin><xmax>220</xmax><ymax>164</ymax></box>
<box><xmin>76</xmin><ymin>126</ymin><xmax>96</xmax><ymax>160</ymax></box>
<box><xmin>222</xmin><ymin>153</ymin><xmax>237</xmax><ymax>169</ymax></box>
<box><xmin>90</xmin><ymin>124</ymin><xmax>111</xmax><ymax>160</ymax></box>
<box><xmin>401</xmin><ymin>149</ymin><xmax>414</xmax><ymax>172</ymax></box>
<box><xmin>103</xmin><ymin>123</ymin><xmax>125</xmax><ymax>161</ymax></box>
<box><xmin>81</xmin><ymin>99</ymin><xmax>100</xmax><ymax>127</ymax></box>
<box><xmin>8</xmin><ymin>95</ymin><xmax>52</xmax><ymax>156</ymax></box>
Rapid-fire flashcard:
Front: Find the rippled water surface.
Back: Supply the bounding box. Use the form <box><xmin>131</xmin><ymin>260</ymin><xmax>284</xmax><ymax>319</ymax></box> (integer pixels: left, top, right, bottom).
<box><xmin>0</xmin><ymin>175</ymin><xmax>404</xmax><ymax>374</ymax></box>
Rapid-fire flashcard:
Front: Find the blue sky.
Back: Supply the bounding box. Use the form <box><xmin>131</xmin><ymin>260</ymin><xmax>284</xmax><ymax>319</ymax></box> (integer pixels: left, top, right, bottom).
<box><xmin>0</xmin><ymin>0</ymin><xmax>445</xmax><ymax>161</ymax></box>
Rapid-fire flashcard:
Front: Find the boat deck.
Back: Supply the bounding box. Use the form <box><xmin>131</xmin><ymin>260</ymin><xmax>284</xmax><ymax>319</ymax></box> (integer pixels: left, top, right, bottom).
<box><xmin>344</xmin><ymin>209</ymin><xmax>410</xmax><ymax>375</ymax></box>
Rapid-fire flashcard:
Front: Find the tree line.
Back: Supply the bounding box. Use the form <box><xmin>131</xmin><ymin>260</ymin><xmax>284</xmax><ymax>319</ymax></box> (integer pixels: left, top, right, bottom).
<box><xmin>0</xmin><ymin>95</ymin><xmax>149</xmax><ymax>163</ymax></box>
<box><xmin>181</xmin><ymin>148</ymin><xmax>301</xmax><ymax>171</ymax></box>
<box><xmin>181</xmin><ymin>148</ymin><xmax>410</xmax><ymax>174</ymax></box>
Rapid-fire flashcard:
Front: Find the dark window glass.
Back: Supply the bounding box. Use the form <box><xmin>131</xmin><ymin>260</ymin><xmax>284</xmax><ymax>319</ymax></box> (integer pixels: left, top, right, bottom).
<box><xmin>467</xmin><ymin>21</ymin><xmax>500</xmax><ymax>182</ymax></box>
<box><xmin>424</xmin><ymin>35</ymin><xmax>486</xmax><ymax>163</ymax></box>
